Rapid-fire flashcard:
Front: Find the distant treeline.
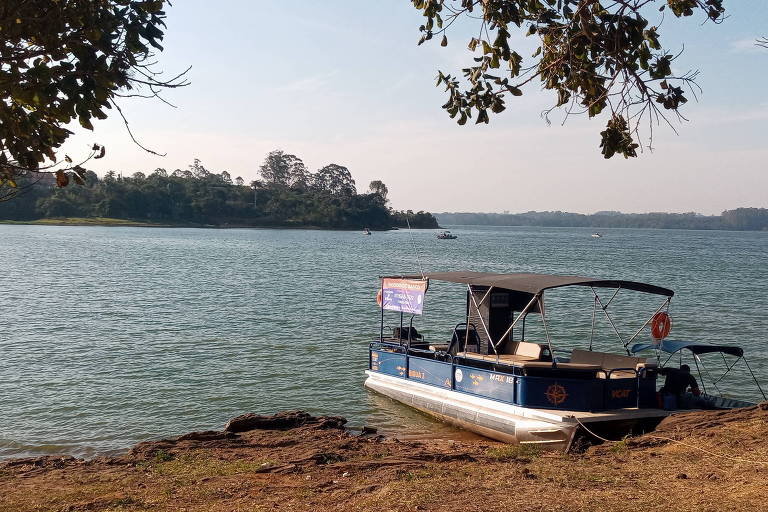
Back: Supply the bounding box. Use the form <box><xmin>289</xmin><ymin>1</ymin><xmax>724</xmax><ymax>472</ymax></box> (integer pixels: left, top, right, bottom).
<box><xmin>0</xmin><ymin>152</ymin><xmax>438</xmax><ymax>230</ymax></box>
<box><xmin>435</xmin><ymin>209</ymin><xmax>768</xmax><ymax>231</ymax></box>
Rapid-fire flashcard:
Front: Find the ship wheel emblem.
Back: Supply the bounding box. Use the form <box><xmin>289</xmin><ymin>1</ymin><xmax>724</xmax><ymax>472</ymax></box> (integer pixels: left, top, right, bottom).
<box><xmin>545</xmin><ymin>383</ymin><xmax>568</xmax><ymax>406</ymax></box>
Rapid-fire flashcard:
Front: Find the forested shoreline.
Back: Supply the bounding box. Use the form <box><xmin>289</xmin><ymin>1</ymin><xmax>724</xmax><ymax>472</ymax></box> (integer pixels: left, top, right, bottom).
<box><xmin>0</xmin><ymin>153</ymin><xmax>439</xmax><ymax>230</ymax></box>
<box><xmin>436</xmin><ymin>209</ymin><xmax>768</xmax><ymax>231</ymax></box>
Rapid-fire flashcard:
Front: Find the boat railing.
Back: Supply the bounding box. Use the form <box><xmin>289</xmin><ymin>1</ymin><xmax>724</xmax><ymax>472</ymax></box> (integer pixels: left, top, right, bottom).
<box><xmin>409</xmin><ymin>345</ymin><xmax>454</xmax><ymax>363</ymax></box>
<box><xmin>370</xmin><ymin>340</ymin><xmax>407</xmax><ymax>353</ymax></box>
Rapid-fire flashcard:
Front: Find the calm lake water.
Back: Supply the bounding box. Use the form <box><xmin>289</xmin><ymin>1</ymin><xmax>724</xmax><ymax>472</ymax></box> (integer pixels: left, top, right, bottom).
<box><xmin>1</xmin><ymin>224</ymin><xmax>766</xmax><ymax>459</ymax></box>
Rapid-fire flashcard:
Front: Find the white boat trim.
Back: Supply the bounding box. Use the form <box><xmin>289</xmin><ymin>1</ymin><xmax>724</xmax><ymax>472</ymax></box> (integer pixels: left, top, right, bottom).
<box><xmin>365</xmin><ymin>370</ymin><xmax>673</xmax><ymax>449</ymax></box>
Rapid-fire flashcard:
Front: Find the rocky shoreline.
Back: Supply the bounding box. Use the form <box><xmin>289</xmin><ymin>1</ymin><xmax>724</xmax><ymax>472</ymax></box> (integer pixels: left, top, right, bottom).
<box><xmin>2</xmin><ymin>405</ymin><xmax>767</xmax><ymax>511</ymax></box>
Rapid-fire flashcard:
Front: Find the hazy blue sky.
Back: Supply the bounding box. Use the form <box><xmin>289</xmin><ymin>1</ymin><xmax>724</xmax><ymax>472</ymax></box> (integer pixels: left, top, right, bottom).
<box><xmin>61</xmin><ymin>1</ymin><xmax>768</xmax><ymax>214</ymax></box>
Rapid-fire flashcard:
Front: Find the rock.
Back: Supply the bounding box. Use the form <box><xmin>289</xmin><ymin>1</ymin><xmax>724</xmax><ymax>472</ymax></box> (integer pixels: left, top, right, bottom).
<box><xmin>676</xmin><ymin>473</ymin><xmax>688</xmax><ymax>479</ymax></box>
<box><xmin>176</xmin><ymin>430</ymin><xmax>234</xmax><ymax>442</ymax></box>
<box><xmin>309</xmin><ymin>451</ymin><xmax>346</xmax><ymax>465</ymax></box>
<box><xmin>223</xmin><ymin>410</ymin><xmax>347</xmax><ymax>433</ymax></box>
<box><xmin>1</xmin><ymin>456</ymin><xmax>80</xmax><ymax>470</ymax></box>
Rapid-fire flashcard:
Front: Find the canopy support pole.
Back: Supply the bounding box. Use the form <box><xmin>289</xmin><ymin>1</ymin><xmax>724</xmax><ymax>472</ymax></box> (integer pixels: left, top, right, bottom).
<box><xmin>591</xmin><ymin>287</ymin><xmax>629</xmax><ymax>355</ymax></box>
<box><xmin>603</xmin><ymin>285</ymin><xmax>622</xmax><ymax>309</ymax></box>
<box><xmin>538</xmin><ymin>295</ymin><xmax>556</xmax><ymax>367</ymax></box>
<box><xmin>692</xmin><ymin>355</ymin><xmax>708</xmax><ymax>396</ymax></box>
<box><xmin>626</xmin><ymin>297</ymin><xmax>671</xmax><ymax>347</ymax></box>
<box><xmin>696</xmin><ymin>355</ymin><xmax>721</xmax><ymax>397</ymax></box>
<box><xmin>711</xmin><ymin>357</ymin><xmax>741</xmax><ymax>386</ymax></box>
<box><xmin>491</xmin><ymin>293</ymin><xmax>540</xmax><ymax>353</ymax></box>
<box><xmin>467</xmin><ymin>285</ymin><xmax>497</xmax><ymax>356</ymax></box>
<box><xmin>589</xmin><ymin>295</ymin><xmax>597</xmax><ymax>351</ymax></box>
<box><xmin>743</xmin><ymin>357</ymin><xmax>767</xmax><ymax>401</ymax></box>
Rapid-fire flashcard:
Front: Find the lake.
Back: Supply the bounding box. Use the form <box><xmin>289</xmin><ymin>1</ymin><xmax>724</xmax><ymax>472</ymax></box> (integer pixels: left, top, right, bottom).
<box><xmin>1</xmin><ymin>224</ymin><xmax>766</xmax><ymax>459</ymax></box>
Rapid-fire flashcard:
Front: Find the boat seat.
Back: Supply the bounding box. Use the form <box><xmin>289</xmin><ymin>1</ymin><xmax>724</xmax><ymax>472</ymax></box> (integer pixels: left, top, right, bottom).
<box><xmin>455</xmin><ymin>352</ymin><xmax>601</xmax><ymax>371</ymax></box>
<box><xmin>456</xmin><ymin>340</ymin><xmax>544</xmax><ymax>364</ymax></box>
<box><xmin>517</xmin><ymin>361</ymin><xmax>601</xmax><ymax>371</ymax></box>
<box><xmin>570</xmin><ymin>349</ymin><xmax>656</xmax><ymax>379</ymax></box>
<box><xmin>501</xmin><ymin>341</ymin><xmax>543</xmax><ymax>359</ymax></box>
<box><xmin>456</xmin><ymin>352</ymin><xmax>538</xmax><ymax>364</ymax></box>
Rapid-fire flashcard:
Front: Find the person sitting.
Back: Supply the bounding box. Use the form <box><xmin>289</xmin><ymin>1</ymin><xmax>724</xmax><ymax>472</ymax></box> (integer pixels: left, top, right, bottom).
<box><xmin>659</xmin><ymin>364</ymin><xmax>701</xmax><ymax>410</ymax></box>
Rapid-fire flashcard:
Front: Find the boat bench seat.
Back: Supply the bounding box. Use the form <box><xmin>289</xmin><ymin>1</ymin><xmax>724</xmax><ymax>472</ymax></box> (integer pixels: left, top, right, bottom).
<box><xmin>570</xmin><ymin>349</ymin><xmax>656</xmax><ymax>379</ymax></box>
<box><xmin>455</xmin><ymin>352</ymin><xmax>601</xmax><ymax>371</ymax></box>
<box><xmin>456</xmin><ymin>352</ymin><xmax>538</xmax><ymax>364</ymax></box>
<box><xmin>456</xmin><ymin>340</ymin><xmax>545</xmax><ymax>365</ymax></box>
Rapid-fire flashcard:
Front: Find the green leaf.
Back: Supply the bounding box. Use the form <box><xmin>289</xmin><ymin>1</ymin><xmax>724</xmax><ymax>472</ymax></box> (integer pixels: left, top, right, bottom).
<box><xmin>79</xmin><ymin>116</ymin><xmax>94</xmax><ymax>130</ymax></box>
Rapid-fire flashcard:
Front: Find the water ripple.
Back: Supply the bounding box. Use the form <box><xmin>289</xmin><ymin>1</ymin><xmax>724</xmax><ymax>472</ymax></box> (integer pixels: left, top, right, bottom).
<box><xmin>0</xmin><ymin>224</ymin><xmax>766</xmax><ymax>458</ymax></box>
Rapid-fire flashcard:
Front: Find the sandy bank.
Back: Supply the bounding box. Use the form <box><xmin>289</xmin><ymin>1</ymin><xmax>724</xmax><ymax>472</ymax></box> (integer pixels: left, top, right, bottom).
<box><xmin>2</xmin><ymin>406</ymin><xmax>766</xmax><ymax>511</ymax></box>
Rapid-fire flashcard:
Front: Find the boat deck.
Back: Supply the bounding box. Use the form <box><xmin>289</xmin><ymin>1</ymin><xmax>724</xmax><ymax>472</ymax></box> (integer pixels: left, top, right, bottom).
<box><xmin>538</xmin><ymin>406</ymin><xmax>672</xmax><ymax>424</ymax></box>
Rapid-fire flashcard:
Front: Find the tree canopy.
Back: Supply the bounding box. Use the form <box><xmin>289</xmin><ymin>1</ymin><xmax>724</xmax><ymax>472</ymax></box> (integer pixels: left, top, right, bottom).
<box><xmin>411</xmin><ymin>0</ymin><xmax>726</xmax><ymax>158</ymax></box>
<box><xmin>0</xmin><ymin>152</ymin><xmax>439</xmax><ymax>230</ymax></box>
<box><xmin>0</xmin><ymin>0</ymin><xmax>185</xmax><ymax>199</ymax></box>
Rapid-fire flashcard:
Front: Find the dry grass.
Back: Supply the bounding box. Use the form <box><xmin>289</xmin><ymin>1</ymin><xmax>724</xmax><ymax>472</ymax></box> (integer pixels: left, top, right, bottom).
<box><xmin>2</xmin><ymin>405</ymin><xmax>767</xmax><ymax>512</ymax></box>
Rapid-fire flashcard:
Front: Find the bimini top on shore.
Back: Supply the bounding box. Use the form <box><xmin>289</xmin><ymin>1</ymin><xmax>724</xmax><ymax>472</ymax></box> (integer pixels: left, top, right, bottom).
<box><xmin>385</xmin><ymin>271</ymin><xmax>674</xmax><ymax>297</ymax></box>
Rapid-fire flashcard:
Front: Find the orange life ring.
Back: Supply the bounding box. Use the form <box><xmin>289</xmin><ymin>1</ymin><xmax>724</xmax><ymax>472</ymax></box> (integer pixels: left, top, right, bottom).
<box><xmin>651</xmin><ymin>312</ymin><xmax>671</xmax><ymax>339</ymax></box>
<box><xmin>376</xmin><ymin>289</ymin><xmax>382</xmax><ymax>307</ymax></box>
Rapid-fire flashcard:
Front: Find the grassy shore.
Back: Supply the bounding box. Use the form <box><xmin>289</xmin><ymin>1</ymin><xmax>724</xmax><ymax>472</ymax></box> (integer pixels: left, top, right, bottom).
<box><xmin>1</xmin><ymin>405</ymin><xmax>766</xmax><ymax>512</ymax></box>
<box><xmin>0</xmin><ymin>217</ymin><xmax>175</xmax><ymax>227</ymax></box>
<box><xmin>0</xmin><ymin>218</ymin><xmax>406</xmax><ymax>230</ymax></box>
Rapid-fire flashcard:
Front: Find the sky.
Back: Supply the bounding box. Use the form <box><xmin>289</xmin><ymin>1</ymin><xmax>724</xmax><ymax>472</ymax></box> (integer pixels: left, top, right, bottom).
<box><xmin>59</xmin><ymin>1</ymin><xmax>768</xmax><ymax>215</ymax></box>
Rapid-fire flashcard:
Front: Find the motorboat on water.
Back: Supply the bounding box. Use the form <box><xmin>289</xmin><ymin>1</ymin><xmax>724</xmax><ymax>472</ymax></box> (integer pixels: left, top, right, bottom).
<box><xmin>365</xmin><ymin>272</ymin><xmax>764</xmax><ymax>451</ymax></box>
<box><xmin>437</xmin><ymin>230</ymin><xmax>457</xmax><ymax>240</ymax></box>
<box><xmin>591</xmin><ymin>233</ymin><xmax>602</xmax><ymax>238</ymax></box>
<box><xmin>629</xmin><ymin>340</ymin><xmax>763</xmax><ymax>409</ymax></box>
<box><xmin>363</xmin><ymin>228</ymin><xmax>372</xmax><ymax>235</ymax></box>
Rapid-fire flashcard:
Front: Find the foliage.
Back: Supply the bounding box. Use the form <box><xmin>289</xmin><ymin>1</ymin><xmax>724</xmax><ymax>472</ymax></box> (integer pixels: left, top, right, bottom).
<box><xmin>720</xmin><ymin>208</ymin><xmax>768</xmax><ymax>231</ymax></box>
<box><xmin>411</xmin><ymin>0</ymin><xmax>725</xmax><ymax>157</ymax></box>
<box><xmin>0</xmin><ymin>154</ymin><xmax>440</xmax><ymax>230</ymax></box>
<box><xmin>368</xmin><ymin>180</ymin><xmax>389</xmax><ymax>204</ymax></box>
<box><xmin>258</xmin><ymin>150</ymin><xmax>309</xmax><ymax>188</ymax></box>
<box><xmin>436</xmin><ymin>209</ymin><xmax>768</xmax><ymax>231</ymax></box>
<box><xmin>390</xmin><ymin>209</ymin><xmax>440</xmax><ymax>229</ymax></box>
<box><xmin>0</xmin><ymin>0</ymin><xmax>186</xmax><ymax>199</ymax></box>
<box><xmin>311</xmin><ymin>164</ymin><xmax>356</xmax><ymax>197</ymax></box>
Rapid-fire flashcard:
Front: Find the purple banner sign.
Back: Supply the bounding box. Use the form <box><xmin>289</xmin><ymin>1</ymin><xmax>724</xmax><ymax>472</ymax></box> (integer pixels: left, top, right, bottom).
<box><xmin>380</xmin><ymin>278</ymin><xmax>428</xmax><ymax>315</ymax></box>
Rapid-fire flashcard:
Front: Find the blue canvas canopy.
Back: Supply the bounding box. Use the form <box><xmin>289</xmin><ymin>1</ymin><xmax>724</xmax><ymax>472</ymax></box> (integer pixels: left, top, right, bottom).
<box><xmin>630</xmin><ymin>339</ymin><xmax>744</xmax><ymax>358</ymax></box>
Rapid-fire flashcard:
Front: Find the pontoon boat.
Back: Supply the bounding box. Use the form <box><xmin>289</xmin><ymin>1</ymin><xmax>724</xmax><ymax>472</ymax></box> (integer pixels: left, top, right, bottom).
<box><xmin>365</xmin><ymin>272</ymin><xmax>764</xmax><ymax>450</ymax></box>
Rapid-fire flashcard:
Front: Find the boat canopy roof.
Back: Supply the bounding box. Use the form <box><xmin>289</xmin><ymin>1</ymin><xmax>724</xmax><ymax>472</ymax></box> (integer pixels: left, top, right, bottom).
<box><xmin>630</xmin><ymin>339</ymin><xmax>744</xmax><ymax>358</ymax></box>
<box><xmin>387</xmin><ymin>271</ymin><xmax>674</xmax><ymax>297</ymax></box>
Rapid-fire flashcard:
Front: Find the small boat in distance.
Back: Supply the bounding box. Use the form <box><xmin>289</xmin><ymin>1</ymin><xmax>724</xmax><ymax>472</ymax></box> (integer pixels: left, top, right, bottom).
<box><xmin>363</xmin><ymin>228</ymin><xmax>371</xmax><ymax>235</ymax></box>
<box><xmin>437</xmin><ymin>230</ymin><xmax>457</xmax><ymax>239</ymax></box>
<box><xmin>591</xmin><ymin>233</ymin><xmax>602</xmax><ymax>238</ymax></box>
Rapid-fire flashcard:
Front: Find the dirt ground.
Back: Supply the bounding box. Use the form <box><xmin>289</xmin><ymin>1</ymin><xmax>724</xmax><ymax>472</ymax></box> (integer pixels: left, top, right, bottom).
<box><xmin>2</xmin><ymin>405</ymin><xmax>767</xmax><ymax>512</ymax></box>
